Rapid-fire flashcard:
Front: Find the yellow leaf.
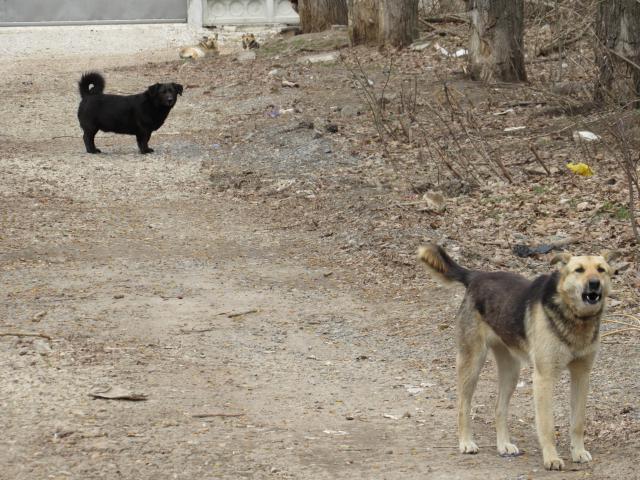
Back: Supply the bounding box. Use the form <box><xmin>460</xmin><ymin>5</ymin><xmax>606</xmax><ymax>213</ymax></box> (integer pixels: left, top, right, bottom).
<box><xmin>566</xmin><ymin>162</ymin><xmax>594</xmax><ymax>176</ymax></box>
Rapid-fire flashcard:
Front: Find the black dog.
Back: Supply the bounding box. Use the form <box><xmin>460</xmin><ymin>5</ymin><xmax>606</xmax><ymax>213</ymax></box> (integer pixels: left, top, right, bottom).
<box><xmin>77</xmin><ymin>72</ymin><xmax>183</xmax><ymax>154</ymax></box>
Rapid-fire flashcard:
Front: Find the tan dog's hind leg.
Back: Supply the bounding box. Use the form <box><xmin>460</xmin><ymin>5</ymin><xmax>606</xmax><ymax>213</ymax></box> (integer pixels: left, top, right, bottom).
<box><xmin>457</xmin><ymin>344</ymin><xmax>487</xmax><ymax>454</ymax></box>
<box><xmin>493</xmin><ymin>344</ymin><xmax>521</xmax><ymax>456</ymax></box>
<box><xmin>569</xmin><ymin>355</ymin><xmax>595</xmax><ymax>463</ymax></box>
<box><xmin>533</xmin><ymin>368</ymin><xmax>564</xmax><ymax>470</ymax></box>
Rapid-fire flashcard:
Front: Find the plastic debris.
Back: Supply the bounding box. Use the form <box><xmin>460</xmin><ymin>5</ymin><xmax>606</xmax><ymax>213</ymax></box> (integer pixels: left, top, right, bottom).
<box><xmin>323</xmin><ymin>429</ymin><xmax>349</xmax><ymax>435</ymax></box>
<box><xmin>434</xmin><ymin>43</ymin><xmax>467</xmax><ymax>58</ymax></box>
<box><xmin>493</xmin><ymin>108</ymin><xmax>515</xmax><ymax>116</ymax></box>
<box><xmin>434</xmin><ymin>43</ymin><xmax>450</xmax><ymax>56</ymax></box>
<box><xmin>566</xmin><ymin>162</ymin><xmax>594</xmax><ymax>176</ymax></box>
<box><xmin>573</xmin><ymin>131</ymin><xmax>600</xmax><ymax>142</ymax></box>
<box><xmin>265</xmin><ymin>105</ymin><xmax>281</xmax><ymax>118</ymax></box>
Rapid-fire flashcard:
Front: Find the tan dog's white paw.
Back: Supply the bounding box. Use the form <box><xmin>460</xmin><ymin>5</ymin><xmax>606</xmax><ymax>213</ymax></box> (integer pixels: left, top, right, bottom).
<box><xmin>571</xmin><ymin>448</ymin><xmax>592</xmax><ymax>463</ymax></box>
<box><xmin>459</xmin><ymin>440</ymin><xmax>479</xmax><ymax>454</ymax></box>
<box><xmin>544</xmin><ymin>455</ymin><xmax>565</xmax><ymax>470</ymax></box>
<box><xmin>498</xmin><ymin>442</ymin><xmax>520</xmax><ymax>456</ymax></box>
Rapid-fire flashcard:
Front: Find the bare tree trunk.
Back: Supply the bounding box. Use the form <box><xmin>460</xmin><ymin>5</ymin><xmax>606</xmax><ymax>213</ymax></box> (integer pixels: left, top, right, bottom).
<box><xmin>348</xmin><ymin>0</ymin><xmax>381</xmax><ymax>45</ymax></box>
<box><xmin>298</xmin><ymin>0</ymin><xmax>348</xmax><ymax>33</ymax></box>
<box><xmin>467</xmin><ymin>0</ymin><xmax>527</xmax><ymax>82</ymax></box>
<box><xmin>349</xmin><ymin>0</ymin><xmax>419</xmax><ymax>48</ymax></box>
<box><xmin>380</xmin><ymin>0</ymin><xmax>419</xmax><ymax>48</ymax></box>
<box><xmin>594</xmin><ymin>0</ymin><xmax>640</xmax><ymax>106</ymax></box>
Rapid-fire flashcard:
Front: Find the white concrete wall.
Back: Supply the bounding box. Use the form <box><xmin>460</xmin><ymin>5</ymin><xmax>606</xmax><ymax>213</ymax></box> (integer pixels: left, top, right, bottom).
<box><xmin>188</xmin><ymin>0</ymin><xmax>204</xmax><ymax>28</ymax></box>
<box><xmin>204</xmin><ymin>0</ymin><xmax>298</xmax><ymax>26</ymax></box>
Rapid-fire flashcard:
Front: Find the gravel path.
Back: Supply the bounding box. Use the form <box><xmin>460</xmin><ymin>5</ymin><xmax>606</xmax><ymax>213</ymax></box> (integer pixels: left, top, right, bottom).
<box><xmin>0</xmin><ymin>28</ymin><xmax>637</xmax><ymax>480</ymax></box>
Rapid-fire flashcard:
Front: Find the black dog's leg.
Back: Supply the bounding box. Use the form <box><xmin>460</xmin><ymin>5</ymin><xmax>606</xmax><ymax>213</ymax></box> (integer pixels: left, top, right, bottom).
<box><xmin>136</xmin><ymin>132</ymin><xmax>154</xmax><ymax>154</ymax></box>
<box><xmin>83</xmin><ymin>129</ymin><xmax>101</xmax><ymax>154</ymax></box>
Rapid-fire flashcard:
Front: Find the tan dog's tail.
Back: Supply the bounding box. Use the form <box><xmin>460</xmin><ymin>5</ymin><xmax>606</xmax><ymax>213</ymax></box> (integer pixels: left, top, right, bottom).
<box><xmin>417</xmin><ymin>244</ymin><xmax>472</xmax><ymax>286</ymax></box>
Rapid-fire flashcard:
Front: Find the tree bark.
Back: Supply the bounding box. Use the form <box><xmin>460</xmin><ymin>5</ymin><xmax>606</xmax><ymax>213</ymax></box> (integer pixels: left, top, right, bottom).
<box><xmin>348</xmin><ymin>0</ymin><xmax>381</xmax><ymax>45</ymax></box>
<box><xmin>298</xmin><ymin>0</ymin><xmax>348</xmax><ymax>33</ymax></box>
<box><xmin>349</xmin><ymin>0</ymin><xmax>419</xmax><ymax>48</ymax></box>
<box><xmin>467</xmin><ymin>0</ymin><xmax>527</xmax><ymax>83</ymax></box>
<box><xmin>380</xmin><ymin>0</ymin><xmax>420</xmax><ymax>48</ymax></box>
<box><xmin>594</xmin><ymin>0</ymin><xmax>640</xmax><ymax>106</ymax></box>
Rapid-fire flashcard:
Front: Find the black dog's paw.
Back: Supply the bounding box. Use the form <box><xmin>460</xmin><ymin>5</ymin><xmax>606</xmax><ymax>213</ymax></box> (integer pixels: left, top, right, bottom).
<box><xmin>87</xmin><ymin>148</ymin><xmax>101</xmax><ymax>154</ymax></box>
<box><xmin>140</xmin><ymin>147</ymin><xmax>154</xmax><ymax>154</ymax></box>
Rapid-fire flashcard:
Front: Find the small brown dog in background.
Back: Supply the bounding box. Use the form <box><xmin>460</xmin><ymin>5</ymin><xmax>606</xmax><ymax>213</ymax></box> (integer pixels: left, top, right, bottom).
<box><xmin>179</xmin><ymin>35</ymin><xmax>219</xmax><ymax>60</ymax></box>
<box><xmin>242</xmin><ymin>33</ymin><xmax>260</xmax><ymax>50</ymax></box>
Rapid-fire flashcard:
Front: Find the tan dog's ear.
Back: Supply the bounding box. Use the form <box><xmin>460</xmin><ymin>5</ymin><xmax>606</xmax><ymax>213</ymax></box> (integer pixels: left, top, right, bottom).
<box><xmin>600</xmin><ymin>250</ymin><xmax>619</xmax><ymax>263</ymax></box>
<box><xmin>550</xmin><ymin>252</ymin><xmax>572</xmax><ymax>266</ymax></box>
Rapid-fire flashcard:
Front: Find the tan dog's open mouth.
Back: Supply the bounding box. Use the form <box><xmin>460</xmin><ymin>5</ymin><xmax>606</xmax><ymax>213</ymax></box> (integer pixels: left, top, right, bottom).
<box><xmin>582</xmin><ymin>281</ymin><xmax>602</xmax><ymax>304</ymax></box>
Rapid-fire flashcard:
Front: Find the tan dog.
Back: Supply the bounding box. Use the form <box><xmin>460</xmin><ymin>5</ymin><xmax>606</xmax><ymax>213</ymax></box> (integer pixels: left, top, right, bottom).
<box><xmin>418</xmin><ymin>244</ymin><xmax>615</xmax><ymax>470</ymax></box>
<box><xmin>242</xmin><ymin>33</ymin><xmax>260</xmax><ymax>50</ymax></box>
<box><xmin>179</xmin><ymin>35</ymin><xmax>219</xmax><ymax>59</ymax></box>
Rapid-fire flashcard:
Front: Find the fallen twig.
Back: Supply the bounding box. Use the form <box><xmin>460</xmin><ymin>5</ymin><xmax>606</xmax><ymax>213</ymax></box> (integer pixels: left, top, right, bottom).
<box><xmin>0</xmin><ymin>332</ymin><xmax>51</xmax><ymax>340</ymax></box>
<box><xmin>605</xmin><ymin>318</ymin><xmax>640</xmax><ymax>328</ymax></box>
<box><xmin>422</xmin><ymin>15</ymin><xmax>469</xmax><ymax>24</ymax></box>
<box><xmin>529</xmin><ymin>144</ymin><xmax>551</xmax><ymax>175</ymax></box>
<box><xmin>191</xmin><ymin>413</ymin><xmax>245</xmax><ymax>418</ymax></box>
<box><xmin>610</xmin><ymin>313</ymin><xmax>640</xmax><ymax>324</ymax></box>
<box><xmin>602</xmin><ymin>327</ymin><xmax>640</xmax><ymax>338</ymax></box>
<box><xmin>537</xmin><ymin>28</ymin><xmax>587</xmax><ymax>57</ymax></box>
<box><xmin>216</xmin><ymin>309</ymin><xmax>259</xmax><ymax>318</ymax></box>
<box><xmin>179</xmin><ymin>327</ymin><xmax>217</xmax><ymax>334</ymax></box>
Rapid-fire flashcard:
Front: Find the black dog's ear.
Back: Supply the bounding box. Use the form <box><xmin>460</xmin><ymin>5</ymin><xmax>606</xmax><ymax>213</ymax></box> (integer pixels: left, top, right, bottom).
<box><xmin>146</xmin><ymin>83</ymin><xmax>161</xmax><ymax>97</ymax></box>
<box><xmin>173</xmin><ymin>83</ymin><xmax>184</xmax><ymax>96</ymax></box>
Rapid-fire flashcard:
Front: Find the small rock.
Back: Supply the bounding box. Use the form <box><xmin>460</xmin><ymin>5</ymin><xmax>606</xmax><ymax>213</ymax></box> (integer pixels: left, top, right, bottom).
<box><xmin>340</xmin><ymin>105</ymin><xmax>361</xmax><ymax>118</ymax></box>
<box><xmin>576</xmin><ymin>201</ymin><xmax>590</xmax><ymax>211</ymax></box>
<box><xmin>405</xmin><ymin>385</ymin><xmax>425</xmax><ymax>395</ymax></box>
<box><xmin>298</xmin><ymin>52</ymin><xmax>340</xmax><ymax>64</ymax></box>
<box><xmin>410</xmin><ymin>41</ymin><xmax>430</xmax><ymax>52</ymax></box>
<box><xmin>422</xmin><ymin>191</ymin><xmax>446</xmax><ymax>213</ymax></box>
<box><xmin>34</xmin><ymin>339</ymin><xmax>52</xmax><ymax>355</ymax></box>
<box><xmin>113</xmin><ymin>294</ymin><xmax>125</xmax><ymax>299</ymax></box>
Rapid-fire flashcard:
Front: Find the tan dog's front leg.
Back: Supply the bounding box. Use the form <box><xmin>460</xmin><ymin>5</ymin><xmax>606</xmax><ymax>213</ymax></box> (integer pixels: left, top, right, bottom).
<box><xmin>533</xmin><ymin>369</ymin><xmax>564</xmax><ymax>470</ymax></box>
<box><xmin>457</xmin><ymin>346</ymin><xmax>487</xmax><ymax>454</ymax></box>
<box><xmin>569</xmin><ymin>355</ymin><xmax>595</xmax><ymax>463</ymax></box>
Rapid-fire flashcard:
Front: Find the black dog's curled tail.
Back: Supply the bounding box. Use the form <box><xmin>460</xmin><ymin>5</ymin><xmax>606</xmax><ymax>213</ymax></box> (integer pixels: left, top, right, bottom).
<box><xmin>79</xmin><ymin>72</ymin><xmax>105</xmax><ymax>98</ymax></box>
<box><xmin>417</xmin><ymin>244</ymin><xmax>472</xmax><ymax>287</ymax></box>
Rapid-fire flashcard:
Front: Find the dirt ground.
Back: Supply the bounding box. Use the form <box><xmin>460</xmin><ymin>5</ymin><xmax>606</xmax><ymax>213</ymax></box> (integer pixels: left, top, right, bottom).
<box><xmin>1</xmin><ymin>26</ymin><xmax>638</xmax><ymax>480</ymax></box>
